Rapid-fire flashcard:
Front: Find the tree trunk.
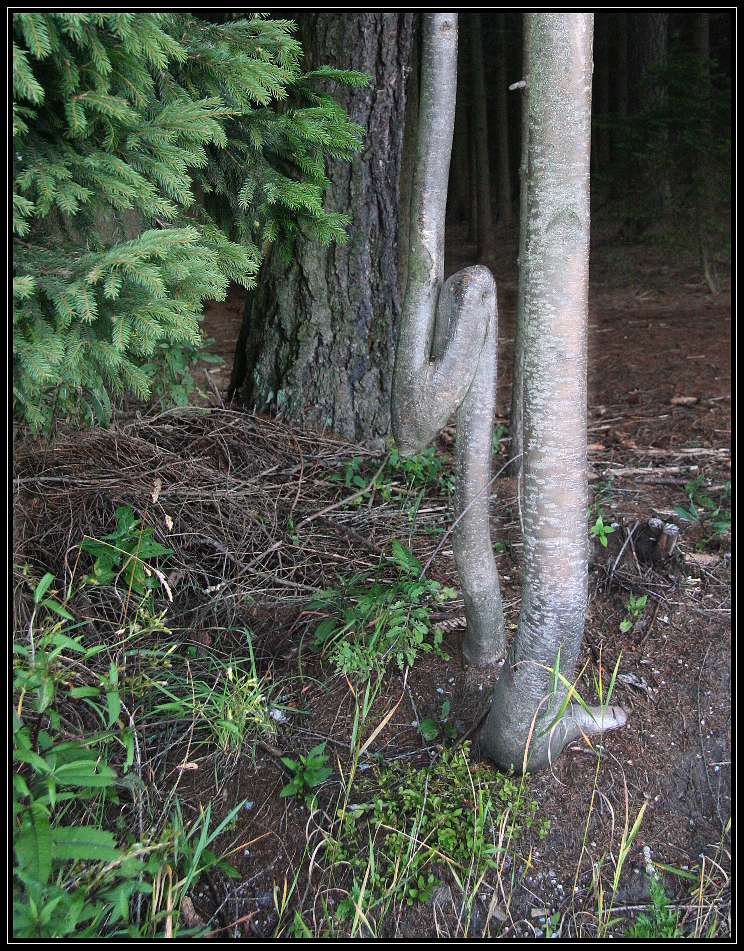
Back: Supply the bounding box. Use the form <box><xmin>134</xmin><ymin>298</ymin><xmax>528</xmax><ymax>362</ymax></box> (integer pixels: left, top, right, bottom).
<box><xmin>468</xmin><ymin>12</ymin><xmax>494</xmax><ymax>260</ymax></box>
<box><xmin>627</xmin><ymin>12</ymin><xmax>670</xmax><ymax>229</ymax></box>
<box><xmin>447</xmin><ymin>31</ymin><xmax>470</xmax><ymax>224</ymax></box>
<box><xmin>508</xmin><ymin>13</ymin><xmax>531</xmax><ymax>500</ymax></box>
<box><xmin>494</xmin><ymin>13</ymin><xmax>512</xmax><ymax>225</ymax></box>
<box><xmin>697</xmin><ymin>11</ymin><xmax>710</xmax><ymax>65</ymax></box>
<box><xmin>694</xmin><ymin>11</ymin><xmax>718</xmax><ymax>295</ymax></box>
<box><xmin>229</xmin><ymin>13</ymin><xmax>415</xmax><ymax>446</ymax></box>
<box><xmin>629</xmin><ymin>12</ymin><xmax>668</xmax><ymax>112</ymax></box>
<box><xmin>482</xmin><ymin>13</ymin><xmax>625</xmax><ymax>773</ymax></box>
<box><xmin>392</xmin><ymin>12</ymin><xmax>505</xmax><ymax>667</ymax></box>
<box><xmin>616</xmin><ymin>12</ymin><xmax>628</xmax><ymax>120</ymax></box>
<box><xmin>592</xmin><ymin>15</ymin><xmax>611</xmax><ymax>172</ymax></box>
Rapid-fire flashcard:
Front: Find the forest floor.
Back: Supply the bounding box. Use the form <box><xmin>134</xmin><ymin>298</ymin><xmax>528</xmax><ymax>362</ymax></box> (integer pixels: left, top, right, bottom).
<box><xmin>13</xmin><ymin>222</ymin><xmax>731</xmax><ymax>938</ymax></box>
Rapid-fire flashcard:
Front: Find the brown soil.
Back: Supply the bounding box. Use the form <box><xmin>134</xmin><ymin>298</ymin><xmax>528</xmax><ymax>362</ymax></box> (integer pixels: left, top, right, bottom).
<box><xmin>13</xmin><ymin>224</ymin><xmax>731</xmax><ymax>938</ymax></box>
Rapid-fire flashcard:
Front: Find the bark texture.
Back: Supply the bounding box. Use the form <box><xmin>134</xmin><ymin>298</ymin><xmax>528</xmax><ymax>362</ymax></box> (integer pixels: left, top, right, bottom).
<box><xmin>392</xmin><ymin>13</ymin><xmax>505</xmax><ymax>666</ymax></box>
<box><xmin>230</xmin><ymin>14</ymin><xmax>415</xmax><ymax>446</ymax></box>
<box><xmin>629</xmin><ymin>12</ymin><xmax>668</xmax><ymax>112</ymax></box>
<box><xmin>508</xmin><ymin>13</ymin><xmax>531</xmax><ymax>486</ymax></box>
<box><xmin>482</xmin><ymin>14</ymin><xmax>626</xmax><ymax>772</ymax></box>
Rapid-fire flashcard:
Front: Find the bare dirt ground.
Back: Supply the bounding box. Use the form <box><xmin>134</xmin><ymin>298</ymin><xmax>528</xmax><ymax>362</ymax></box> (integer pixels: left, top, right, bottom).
<box><xmin>13</xmin><ymin>221</ymin><xmax>731</xmax><ymax>938</ymax></box>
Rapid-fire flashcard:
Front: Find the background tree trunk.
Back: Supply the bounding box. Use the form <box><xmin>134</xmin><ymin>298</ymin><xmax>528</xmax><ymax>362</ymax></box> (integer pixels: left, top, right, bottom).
<box><xmin>627</xmin><ymin>12</ymin><xmax>670</xmax><ymax>229</ymax></box>
<box><xmin>592</xmin><ymin>16</ymin><xmax>611</xmax><ymax>173</ymax></box>
<box><xmin>629</xmin><ymin>12</ymin><xmax>668</xmax><ymax>112</ymax></box>
<box><xmin>447</xmin><ymin>31</ymin><xmax>470</xmax><ymax>225</ymax></box>
<box><xmin>694</xmin><ymin>11</ymin><xmax>718</xmax><ymax>295</ymax></box>
<box><xmin>494</xmin><ymin>13</ymin><xmax>512</xmax><ymax>225</ymax></box>
<box><xmin>482</xmin><ymin>13</ymin><xmax>625</xmax><ymax>772</ymax></box>
<box><xmin>229</xmin><ymin>13</ymin><xmax>415</xmax><ymax>446</ymax></box>
<box><xmin>468</xmin><ymin>12</ymin><xmax>494</xmax><ymax>260</ymax></box>
<box><xmin>616</xmin><ymin>12</ymin><xmax>628</xmax><ymax>121</ymax></box>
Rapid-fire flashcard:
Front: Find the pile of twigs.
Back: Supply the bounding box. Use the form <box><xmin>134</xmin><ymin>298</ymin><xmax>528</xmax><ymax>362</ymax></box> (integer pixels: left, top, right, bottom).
<box><xmin>13</xmin><ymin>406</ymin><xmax>467</xmax><ymax>640</ymax></box>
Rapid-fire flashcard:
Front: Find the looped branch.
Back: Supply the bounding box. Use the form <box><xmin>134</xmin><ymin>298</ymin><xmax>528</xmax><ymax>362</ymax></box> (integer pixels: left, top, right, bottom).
<box><xmin>391</xmin><ymin>14</ymin><xmax>505</xmax><ymax>665</ymax></box>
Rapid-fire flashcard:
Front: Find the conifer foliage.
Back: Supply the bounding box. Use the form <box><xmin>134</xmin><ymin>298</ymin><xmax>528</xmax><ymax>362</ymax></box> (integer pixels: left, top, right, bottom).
<box><xmin>13</xmin><ymin>13</ymin><xmax>367</xmax><ymax>431</ymax></box>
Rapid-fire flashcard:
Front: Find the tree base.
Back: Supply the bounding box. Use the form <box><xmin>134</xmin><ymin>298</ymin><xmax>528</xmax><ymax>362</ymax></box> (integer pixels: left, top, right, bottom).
<box><xmin>462</xmin><ymin>628</ymin><xmax>506</xmax><ymax>667</ymax></box>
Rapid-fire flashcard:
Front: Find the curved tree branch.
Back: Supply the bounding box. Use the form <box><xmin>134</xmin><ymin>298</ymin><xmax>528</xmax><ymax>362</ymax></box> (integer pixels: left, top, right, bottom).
<box><xmin>392</xmin><ymin>13</ymin><xmax>504</xmax><ymax>666</ymax></box>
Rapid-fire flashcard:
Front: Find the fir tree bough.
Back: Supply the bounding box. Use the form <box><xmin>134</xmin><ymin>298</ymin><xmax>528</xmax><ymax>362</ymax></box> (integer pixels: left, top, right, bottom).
<box><xmin>13</xmin><ymin>13</ymin><xmax>368</xmax><ymax>432</ymax></box>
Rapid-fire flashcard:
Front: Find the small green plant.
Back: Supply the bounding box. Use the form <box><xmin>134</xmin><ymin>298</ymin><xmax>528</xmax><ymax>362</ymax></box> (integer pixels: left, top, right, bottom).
<box><xmin>280</xmin><ymin>741</ymin><xmax>333</xmax><ymax>807</ymax></box>
<box><xmin>406</xmin><ymin>871</ymin><xmax>437</xmax><ymax>905</ymax></box>
<box><xmin>152</xmin><ymin>637</ymin><xmax>273</xmax><ymax>755</ymax></box>
<box><xmin>330</xmin><ymin>455</ymin><xmax>370</xmax><ymax>497</ymax></box>
<box><xmin>388</xmin><ymin>443</ymin><xmax>454</xmax><ymax>497</ymax></box>
<box><xmin>331</xmin><ymin>743</ymin><xmax>548</xmax><ymax>923</ymax></box>
<box><xmin>308</xmin><ymin>540</ymin><xmax>454</xmax><ymax>679</ymax></box>
<box><xmin>675</xmin><ymin>476</ymin><xmax>731</xmax><ymax>546</ymax></box>
<box><xmin>619</xmin><ymin>592</ymin><xmax>648</xmax><ymax>633</ymax></box>
<box><xmin>81</xmin><ymin>505</ymin><xmax>173</xmax><ymax>595</ymax></box>
<box><xmin>545</xmin><ymin>910</ymin><xmax>562</xmax><ymax>938</ymax></box>
<box><xmin>330</xmin><ymin>442</ymin><xmax>455</xmax><ymax>519</ymax></box>
<box><xmin>145</xmin><ymin>338</ymin><xmax>223</xmax><ymax>409</ymax></box>
<box><xmin>626</xmin><ymin>875</ymin><xmax>682</xmax><ymax>939</ymax></box>
<box><xmin>492</xmin><ymin>423</ymin><xmax>508</xmax><ymax>455</ymax></box>
<box><xmin>418</xmin><ymin>699</ymin><xmax>457</xmax><ymax>744</ymax></box>
<box><xmin>590</xmin><ymin>512</ymin><xmax>614</xmax><ymax>548</ymax></box>
<box><xmin>12</xmin><ymin>570</ymin><xmax>245</xmax><ymax>937</ymax></box>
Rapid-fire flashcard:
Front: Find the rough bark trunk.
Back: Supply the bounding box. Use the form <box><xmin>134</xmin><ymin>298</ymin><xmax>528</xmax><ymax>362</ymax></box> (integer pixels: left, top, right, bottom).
<box><xmin>229</xmin><ymin>13</ymin><xmax>415</xmax><ymax>446</ymax></box>
<box><xmin>494</xmin><ymin>13</ymin><xmax>512</xmax><ymax>225</ymax></box>
<box><xmin>468</xmin><ymin>12</ymin><xmax>494</xmax><ymax>260</ymax></box>
<box><xmin>508</xmin><ymin>12</ymin><xmax>531</xmax><ymax>498</ymax></box>
<box><xmin>627</xmin><ymin>12</ymin><xmax>670</xmax><ymax>229</ymax></box>
<box><xmin>392</xmin><ymin>12</ymin><xmax>505</xmax><ymax>667</ymax></box>
<box><xmin>482</xmin><ymin>13</ymin><xmax>625</xmax><ymax>773</ymax></box>
<box><xmin>629</xmin><ymin>12</ymin><xmax>668</xmax><ymax>112</ymax></box>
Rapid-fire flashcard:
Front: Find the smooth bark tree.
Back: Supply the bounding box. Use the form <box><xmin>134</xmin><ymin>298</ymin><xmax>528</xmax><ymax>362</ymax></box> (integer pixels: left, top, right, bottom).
<box><xmin>392</xmin><ymin>12</ymin><xmax>505</xmax><ymax>667</ymax></box>
<box><xmin>229</xmin><ymin>14</ymin><xmax>415</xmax><ymax>445</ymax></box>
<box><xmin>481</xmin><ymin>13</ymin><xmax>626</xmax><ymax>772</ymax></box>
<box><xmin>508</xmin><ymin>12</ymin><xmax>531</xmax><ymax>499</ymax></box>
